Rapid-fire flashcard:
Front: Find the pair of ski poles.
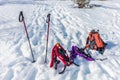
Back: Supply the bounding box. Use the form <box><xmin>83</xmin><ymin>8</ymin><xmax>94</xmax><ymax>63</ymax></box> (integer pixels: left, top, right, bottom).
<box><xmin>19</xmin><ymin>11</ymin><xmax>51</xmax><ymax>63</ymax></box>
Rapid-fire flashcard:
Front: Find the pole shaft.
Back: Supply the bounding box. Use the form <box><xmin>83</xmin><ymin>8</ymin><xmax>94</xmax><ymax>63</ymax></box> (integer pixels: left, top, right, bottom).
<box><xmin>23</xmin><ymin>20</ymin><xmax>35</xmax><ymax>62</ymax></box>
<box><xmin>45</xmin><ymin>14</ymin><xmax>51</xmax><ymax>63</ymax></box>
<box><xmin>45</xmin><ymin>21</ymin><xmax>50</xmax><ymax>63</ymax></box>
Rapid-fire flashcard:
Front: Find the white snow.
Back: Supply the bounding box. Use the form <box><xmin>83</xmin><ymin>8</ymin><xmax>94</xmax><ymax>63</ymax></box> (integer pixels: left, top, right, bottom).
<box><xmin>0</xmin><ymin>0</ymin><xmax>120</xmax><ymax>80</ymax></box>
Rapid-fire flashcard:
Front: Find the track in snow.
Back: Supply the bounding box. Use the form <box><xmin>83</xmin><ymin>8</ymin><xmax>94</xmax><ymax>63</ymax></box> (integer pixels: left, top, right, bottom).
<box><xmin>0</xmin><ymin>1</ymin><xmax>120</xmax><ymax>80</ymax></box>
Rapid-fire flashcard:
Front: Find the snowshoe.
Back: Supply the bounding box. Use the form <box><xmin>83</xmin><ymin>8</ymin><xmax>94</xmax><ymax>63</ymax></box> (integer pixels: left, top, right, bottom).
<box><xmin>70</xmin><ymin>46</ymin><xmax>95</xmax><ymax>61</ymax></box>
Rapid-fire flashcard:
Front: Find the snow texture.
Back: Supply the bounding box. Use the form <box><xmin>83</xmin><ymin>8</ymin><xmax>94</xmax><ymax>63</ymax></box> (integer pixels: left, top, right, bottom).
<box><xmin>0</xmin><ymin>0</ymin><xmax>120</xmax><ymax>80</ymax></box>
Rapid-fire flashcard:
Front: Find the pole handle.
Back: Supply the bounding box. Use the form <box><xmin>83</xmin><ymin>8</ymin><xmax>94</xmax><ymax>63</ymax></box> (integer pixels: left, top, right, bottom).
<box><xmin>46</xmin><ymin>13</ymin><xmax>51</xmax><ymax>23</ymax></box>
<box><xmin>19</xmin><ymin>11</ymin><xmax>24</xmax><ymax>22</ymax></box>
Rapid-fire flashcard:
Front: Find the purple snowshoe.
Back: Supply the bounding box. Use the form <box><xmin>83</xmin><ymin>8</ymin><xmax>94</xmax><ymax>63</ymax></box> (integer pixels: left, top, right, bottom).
<box><xmin>70</xmin><ymin>46</ymin><xmax>95</xmax><ymax>61</ymax></box>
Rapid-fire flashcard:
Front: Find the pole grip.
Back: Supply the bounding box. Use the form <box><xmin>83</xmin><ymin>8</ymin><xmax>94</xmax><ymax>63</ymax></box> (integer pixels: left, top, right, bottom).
<box><xmin>46</xmin><ymin>14</ymin><xmax>51</xmax><ymax>23</ymax></box>
<box><xmin>19</xmin><ymin>11</ymin><xmax>24</xmax><ymax>22</ymax></box>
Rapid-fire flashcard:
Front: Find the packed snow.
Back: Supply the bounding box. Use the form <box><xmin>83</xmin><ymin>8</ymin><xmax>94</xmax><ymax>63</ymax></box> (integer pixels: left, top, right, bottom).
<box><xmin>0</xmin><ymin>0</ymin><xmax>120</xmax><ymax>80</ymax></box>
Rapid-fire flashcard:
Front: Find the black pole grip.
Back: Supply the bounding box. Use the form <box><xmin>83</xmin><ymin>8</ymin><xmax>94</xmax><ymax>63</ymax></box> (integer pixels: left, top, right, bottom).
<box><xmin>19</xmin><ymin>11</ymin><xmax>24</xmax><ymax>22</ymax></box>
<box><xmin>46</xmin><ymin>13</ymin><xmax>51</xmax><ymax>23</ymax></box>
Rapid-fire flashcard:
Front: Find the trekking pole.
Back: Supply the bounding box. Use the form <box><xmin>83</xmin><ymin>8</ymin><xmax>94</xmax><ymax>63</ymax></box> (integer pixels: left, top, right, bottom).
<box><xmin>45</xmin><ymin>13</ymin><xmax>51</xmax><ymax>63</ymax></box>
<box><xmin>19</xmin><ymin>11</ymin><xmax>35</xmax><ymax>63</ymax></box>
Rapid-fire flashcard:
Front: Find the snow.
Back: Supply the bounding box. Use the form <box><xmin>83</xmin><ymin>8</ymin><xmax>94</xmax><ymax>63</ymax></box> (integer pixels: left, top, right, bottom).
<box><xmin>0</xmin><ymin>0</ymin><xmax>120</xmax><ymax>80</ymax></box>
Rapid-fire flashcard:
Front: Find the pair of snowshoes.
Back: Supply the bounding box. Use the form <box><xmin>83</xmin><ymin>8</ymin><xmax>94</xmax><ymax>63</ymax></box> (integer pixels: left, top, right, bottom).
<box><xmin>53</xmin><ymin>48</ymin><xmax>79</xmax><ymax>74</ymax></box>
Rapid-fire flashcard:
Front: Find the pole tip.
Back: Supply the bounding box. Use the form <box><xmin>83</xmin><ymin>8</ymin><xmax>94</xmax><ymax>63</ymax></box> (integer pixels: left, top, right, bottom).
<box><xmin>32</xmin><ymin>60</ymin><xmax>36</xmax><ymax>63</ymax></box>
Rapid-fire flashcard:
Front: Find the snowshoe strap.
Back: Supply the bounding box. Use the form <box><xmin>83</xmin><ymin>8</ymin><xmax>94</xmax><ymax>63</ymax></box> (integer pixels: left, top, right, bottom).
<box><xmin>59</xmin><ymin>65</ymin><xmax>66</xmax><ymax>74</ymax></box>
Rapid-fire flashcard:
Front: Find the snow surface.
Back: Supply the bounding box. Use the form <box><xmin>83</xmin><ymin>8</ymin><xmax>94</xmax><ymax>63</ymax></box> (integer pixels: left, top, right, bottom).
<box><xmin>0</xmin><ymin>0</ymin><xmax>120</xmax><ymax>80</ymax></box>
